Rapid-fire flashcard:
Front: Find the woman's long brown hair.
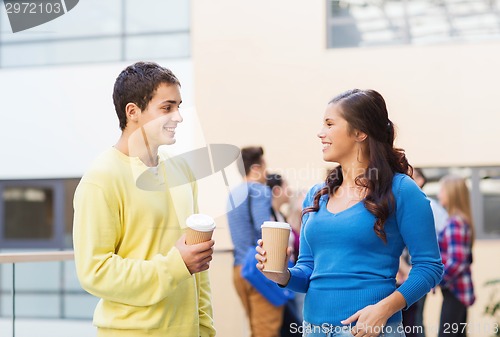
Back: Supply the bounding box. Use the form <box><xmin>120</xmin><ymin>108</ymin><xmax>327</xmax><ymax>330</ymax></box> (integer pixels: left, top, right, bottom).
<box><xmin>303</xmin><ymin>89</ymin><xmax>412</xmax><ymax>243</ymax></box>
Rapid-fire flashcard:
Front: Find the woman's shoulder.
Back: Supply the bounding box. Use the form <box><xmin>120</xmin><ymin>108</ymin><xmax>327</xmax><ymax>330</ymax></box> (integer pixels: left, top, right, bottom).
<box><xmin>443</xmin><ymin>215</ymin><xmax>473</xmax><ymax>239</ymax></box>
<box><xmin>392</xmin><ymin>172</ymin><xmax>412</xmax><ymax>185</ymax></box>
<box><xmin>302</xmin><ymin>182</ymin><xmax>325</xmax><ymax>206</ymax></box>
<box><xmin>448</xmin><ymin>215</ymin><xmax>468</xmax><ymax>227</ymax></box>
<box><xmin>307</xmin><ymin>182</ymin><xmax>325</xmax><ymax>196</ymax></box>
<box><xmin>391</xmin><ymin>173</ymin><xmax>421</xmax><ymax>196</ymax></box>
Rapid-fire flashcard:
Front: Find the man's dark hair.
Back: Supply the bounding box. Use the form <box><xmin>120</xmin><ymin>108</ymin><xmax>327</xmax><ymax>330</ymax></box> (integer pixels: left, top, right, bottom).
<box><xmin>241</xmin><ymin>146</ymin><xmax>264</xmax><ymax>176</ymax></box>
<box><xmin>113</xmin><ymin>61</ymin><xmax>181</xmax><ymax>130</ymax></box>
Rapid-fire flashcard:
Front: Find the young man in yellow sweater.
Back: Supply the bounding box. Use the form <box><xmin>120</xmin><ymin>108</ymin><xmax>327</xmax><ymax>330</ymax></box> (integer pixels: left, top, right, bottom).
<box><xmin>73</xmin><ymin>62</ymin><xmax>216</xmax><ymax>337</ymax></box>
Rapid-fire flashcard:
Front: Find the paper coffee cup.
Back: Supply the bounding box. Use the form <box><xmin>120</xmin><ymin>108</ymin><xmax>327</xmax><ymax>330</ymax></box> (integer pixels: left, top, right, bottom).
<box><xmin>185</xmin><ymin>214</ymin><xmax>216</xmax><ymax>245</ymax></box>
<box><xmin>261</xmin><ymin>221</ymin><xmax>291</xmax><ymax>273</ymax></box>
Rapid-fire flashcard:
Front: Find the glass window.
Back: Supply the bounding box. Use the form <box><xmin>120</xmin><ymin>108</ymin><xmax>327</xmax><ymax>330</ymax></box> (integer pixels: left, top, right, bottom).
<box><xmin>0</xmin><ymin>0</ymin><xmax>191</xmax><ymax>67</ymax></box>
<box><xmin>420</xmin><ymin>166</ymin><xmax>500</xmax><ymax>239</ymax></box>
<box><xmin>484</xmin><ymin>193</ymin><xmax>500</xmax><ymax>235</ymax></box>
<box><xmin>0</xmin><ymin>178</ymin><xmax>79</xmax><ymax>248</ymax></box>
<box><xmin>54</xmin><ymin>0</ymin><xmax>122</xmax><ymax>38</ymax></box>
<box><xmin>125</xmin><ymin>0</ymin><xmax>190</xmax><ymax>33</ymax></box>
<box><xmin>0</xmin><ymin>0</ymin><xmax>122</xmax><ymax>43</ymax></box>
<box><xmin>1</xmin><ymin>38</ymin><xmax>122</xmax><ymax>67</ymax></box>
<box><xmin>480</xmin><ymin>168</ymin><xmax>500</xmax><ymax>236</ymax></box>
<box><xmin>125</xmin><ymin>33</ymin><xmax>190</xmax><ymax>60</ymax></box>
<box><xmin>3</xmin><ymin>187</ymin><xmax>54</xmax><ymax>240</ymax></box>
<box><xmin>327</xmin><ymin>0</ymin><xmax>500</xmax><ymax>48</ymax></box>
<box><xmin>64</xmin><ymin>179</ymin><xmax>80</xmax><ymax>248</ymax></box>
<box><xmin>0</xmin><ymin>4</ymin><xmax>9</xmax><ymax>37</ymax></box>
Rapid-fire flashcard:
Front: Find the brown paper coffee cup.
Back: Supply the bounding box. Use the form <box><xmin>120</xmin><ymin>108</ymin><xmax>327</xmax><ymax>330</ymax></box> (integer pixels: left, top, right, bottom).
<box><xmin>185</xmin><ymin>214</ymin><xmax>216</xmax><ymax>245</ymax></box>
<box><xmin>185</xmin><ymin>227</ymin><xmax>214</xmax><ymax>245</ymax></box>
<box><xmin>261</xmin><ymin>221</ymin><xmax>291</xmax><ymax>273</ymax></box>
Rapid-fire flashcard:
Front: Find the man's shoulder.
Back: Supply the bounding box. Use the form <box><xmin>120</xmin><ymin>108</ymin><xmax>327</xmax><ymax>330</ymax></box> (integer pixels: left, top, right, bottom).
<box><xmin>229</xmin><ymin>181</ymin><xmax>267</xmax><ymax>194</ymax></box>
<box><xmin>227</xmin><ymin>182</ymin><xmax>250</xmax><ymax>208</ymax></box>
<box><xmin>230</xmin><ymin>181</ymin><xmax>249</xmax><ymax>193</ymax></box>
<box><xmin>227</xmin><ymin>182</ymin><xmax>266</xmax><ymax>216</ymax></box>
<box><xmin>80</xmin><ymin>147</ymin><xmax>121</xmax><ymax>184</ymax></box>
<box><xmin>247</xmin><ymin>182</ymin><xmax>270</xmax><ymax>194</ymax></box>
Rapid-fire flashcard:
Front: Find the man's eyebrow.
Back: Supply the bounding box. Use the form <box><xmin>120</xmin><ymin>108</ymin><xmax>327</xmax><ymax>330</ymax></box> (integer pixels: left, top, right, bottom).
<box><xmin>160</xmin><ymin>100</ymin><xmax>182</xmax><ymax>105</ymax></box>
<box><xmin>324</xmin><ymin>118</ymin><xmax>334</xmax><ymax>122</ymax></box>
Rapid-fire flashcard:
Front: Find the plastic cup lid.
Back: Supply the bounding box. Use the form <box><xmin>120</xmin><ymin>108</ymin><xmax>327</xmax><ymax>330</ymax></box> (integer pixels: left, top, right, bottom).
<box><xmin>261</xmin><ymin>221</ymin><xmax>291</xmax><ymax>230</ymax></box>
<box><xmin>186</xmin><ymin>214</ymin><xmax>216</xmax><ymax>232</ymax></box>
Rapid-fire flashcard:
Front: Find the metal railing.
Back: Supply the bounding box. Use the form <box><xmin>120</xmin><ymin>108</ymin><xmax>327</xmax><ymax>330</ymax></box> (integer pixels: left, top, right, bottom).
<box><xmin>0</xmin><ymin>248</ymin><xmax>237</xmax><ymax>337</ymax></box>
<box><xmin>0</xmin><ymin>251</ymin><xmax>76</xmax><ymax>337</ymax></box>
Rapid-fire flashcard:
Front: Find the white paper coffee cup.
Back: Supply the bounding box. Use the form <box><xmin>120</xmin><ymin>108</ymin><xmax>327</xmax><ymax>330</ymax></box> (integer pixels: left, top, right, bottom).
<box><xmin>185</xmin><ymin>214</ymin><xmax>216</xmax><ymax>245</ymax></box>
<box><xmin>261</xmin><ymin>221</ymin><xmax>291</xmax><ymax>272</ymax></box>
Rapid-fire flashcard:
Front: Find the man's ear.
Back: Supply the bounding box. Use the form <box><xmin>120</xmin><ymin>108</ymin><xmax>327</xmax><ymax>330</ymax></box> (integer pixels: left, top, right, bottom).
<box><xmin>249</xmin><ymin>163</ymin><xmax>261</xmax><ymax>173</ymax></box>
<box><xmin>125</xmin><ymin>103</ymin><xmax>141</xmax><ymax>124</ymax></box>
<box><xmin>354</xmin><ymin>130</ymin><xmax>368</xmax><ymax>142</ymax></box>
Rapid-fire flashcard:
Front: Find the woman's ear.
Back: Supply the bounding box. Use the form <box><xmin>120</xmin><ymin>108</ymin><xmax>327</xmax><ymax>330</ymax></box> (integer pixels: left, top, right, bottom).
<box><xmin>354</xmin><ymin>130</ymin><xmax>368</xmax><ymax>142</ymax></box>
<box><xmin>125</xmin><ymin>103</ymin><xmax>141</xmax><ymax>124</ymax></box>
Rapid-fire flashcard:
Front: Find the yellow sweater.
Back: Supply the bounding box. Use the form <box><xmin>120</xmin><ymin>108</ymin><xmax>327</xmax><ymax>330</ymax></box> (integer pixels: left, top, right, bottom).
<box><xmin>73</xmin><ymin>147</ymin><xmax>215</xmax><ymax>337</ymax></box>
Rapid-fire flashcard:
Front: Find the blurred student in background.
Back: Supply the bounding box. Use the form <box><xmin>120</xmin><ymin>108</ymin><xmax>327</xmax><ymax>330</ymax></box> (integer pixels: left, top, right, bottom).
<box><xmin>267</xmin><ymin>173</ymin><xmax>301</xmax><ymax>336</ymax></box>
<box><xmin>284</xmin><ymin>188</ymin><xmax>307</xmax><ymax>322</ymax></box>
<box><xmin>399</xmin><ymin>168</ymin><xmax>449</xmax><ymax>337</ymax></box>
<box><xmin>437</xmin><ymin>175</ymin><xmax>475</xmax><ymax>337</ymax></box>
<box><xmin>227</xmin><ymin>146</ymin><xmax>284</xmax><ymax>337</ymax></box>
<box><xmin>267</xmin><ymin>173</ymin><xmax>298</xmax><ymax>260</ymax></box>
<box><xmin>413</xmin><ymin>168</ymin><xmax>448</xmax><ymax>236</ymax></box>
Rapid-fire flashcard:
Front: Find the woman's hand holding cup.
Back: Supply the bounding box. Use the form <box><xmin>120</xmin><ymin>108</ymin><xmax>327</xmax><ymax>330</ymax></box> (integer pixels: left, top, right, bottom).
<box><xmin>255</xmin><ymin>239</ymin><xmax>292</xmax><ymax>286</ymax></box>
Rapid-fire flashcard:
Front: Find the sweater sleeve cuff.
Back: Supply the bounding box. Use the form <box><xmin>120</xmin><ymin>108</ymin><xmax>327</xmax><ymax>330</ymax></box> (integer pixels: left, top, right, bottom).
<box><xmin>153</xmin><ymin>247</ymin><xmax>192</xmax><ymax>287</ymax></box>
<box><xmin>397</xmin><ymin>277</ymin><xmax>430</xmax><ymax>309</ymax></box>
<box><xmin>283</xmin><ymin>268</ymin><xmax>308</xmax><ymax>293</ymax></box>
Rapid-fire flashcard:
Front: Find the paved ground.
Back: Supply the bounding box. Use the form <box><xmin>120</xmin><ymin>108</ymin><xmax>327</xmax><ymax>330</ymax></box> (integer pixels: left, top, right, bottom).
<box><xmin>0</xmin><ymin>318</ymin><xmax>96</xmax><ymax>337</ymax></box>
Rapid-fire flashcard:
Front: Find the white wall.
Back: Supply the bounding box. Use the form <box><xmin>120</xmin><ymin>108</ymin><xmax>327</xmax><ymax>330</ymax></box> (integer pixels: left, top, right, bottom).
<box><xmin>0</xmin><ymin>59</ymin><xmax>201</xmax><ymax>179</ymax></box>
<box><xmin>192</xmin><ymin>0</ymin><xmax>500</xmax><ymax>189</ymax></box>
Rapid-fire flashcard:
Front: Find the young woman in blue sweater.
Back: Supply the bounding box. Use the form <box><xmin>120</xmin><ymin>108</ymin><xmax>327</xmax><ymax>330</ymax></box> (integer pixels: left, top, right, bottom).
<box><xmin>256</xmin><ymin>89</ymin><xmax>443</xmax><ymax>337</ymax></box>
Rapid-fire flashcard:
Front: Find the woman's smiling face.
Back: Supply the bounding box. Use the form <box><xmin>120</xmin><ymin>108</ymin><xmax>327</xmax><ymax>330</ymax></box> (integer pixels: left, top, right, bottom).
<box><xmin>317</xmin><ymin>103</ymin><xmax>358</xmax><ymax>164</ymax></box>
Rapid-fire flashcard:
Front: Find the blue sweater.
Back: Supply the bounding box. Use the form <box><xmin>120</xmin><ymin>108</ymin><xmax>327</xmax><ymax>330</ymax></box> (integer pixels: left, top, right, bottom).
<box><xmin>286</xmin><ymin>173</ymin><xmax>443</xmax><ymax>326</ymax></box>
<box><xmin>227</xmin><ymin>182</ymin><xmax>272</xmax><ymax>266</ymax></box>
